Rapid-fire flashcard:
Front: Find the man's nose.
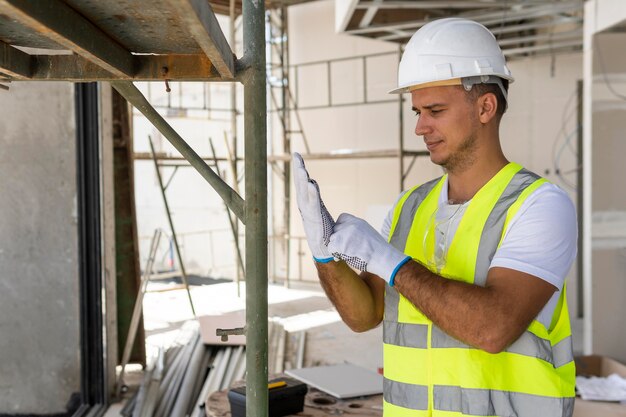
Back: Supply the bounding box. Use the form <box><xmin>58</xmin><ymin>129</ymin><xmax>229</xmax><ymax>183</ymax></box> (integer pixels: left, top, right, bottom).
<box><xmin>415</xmin><ymin>115</ymin><xmax>431</xmax><ymax>136</ymax></box>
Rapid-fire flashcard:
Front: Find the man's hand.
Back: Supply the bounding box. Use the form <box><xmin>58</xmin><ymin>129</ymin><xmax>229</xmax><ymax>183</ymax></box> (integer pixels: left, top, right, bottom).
<box><xmin>328</xmin><ymin>213</ymin><xmax>411</xmax><ymax>285</ymax></box>
<box><xmin>292</xmin><ymin>152</ymin><xmax>336</xmax><ymax>262</ymax></box>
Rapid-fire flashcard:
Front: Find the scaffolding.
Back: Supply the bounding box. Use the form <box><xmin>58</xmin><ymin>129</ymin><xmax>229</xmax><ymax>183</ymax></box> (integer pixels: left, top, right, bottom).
<box><xmin>125</xmin><ymin>8</ymin><xmax>429</xmax><ymax>288</ymax></box>
<box><xmin>0</xmin><ymin>2</ymin><xmax>268</xmax><ymax>417</ymax></box>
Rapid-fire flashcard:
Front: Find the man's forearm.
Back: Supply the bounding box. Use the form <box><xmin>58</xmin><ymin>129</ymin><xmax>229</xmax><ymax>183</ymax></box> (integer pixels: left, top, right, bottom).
<box><xmin>393</xmin><ymin>261</ymin><xmax>539</xmax><ymax>353</ymax></box>
<box><xmin>315</xmin><ymin>261</ymin><xmax>383</xmax><ymax>332</ymax></box>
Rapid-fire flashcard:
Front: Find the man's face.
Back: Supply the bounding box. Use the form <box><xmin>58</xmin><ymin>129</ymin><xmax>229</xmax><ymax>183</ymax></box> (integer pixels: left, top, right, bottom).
<box><xmin>411</xmin><ymin>86</ymin><xmax>481</xmax><ymax>173</ymax></box>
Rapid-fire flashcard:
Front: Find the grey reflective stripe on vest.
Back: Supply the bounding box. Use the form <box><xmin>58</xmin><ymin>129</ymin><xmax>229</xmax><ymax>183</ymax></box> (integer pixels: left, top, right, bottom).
<box><xmin>431</xmin><ymin>325</ymin><xmax>469</xmax><ymax>349</ymax></box>
<box><xmin>384</xmin><ymin>286</ymin><xmax>400</xmax><ymax>322</ymax></box>
<box><xmin>434</xmin><ymin>385</ymin><xmax>575</xmax><ymax>417</ymax></box>
<box><xmin>384</xmin><ymin>378</ymin><xmax>429</xmax><ymax>411</ymax></box>
<box><xmin>431</xmin><ymin>325</ymin><xmax>573</xmax><ymax>368</ymax></box>
<box><xmin>389</xmin><ymin>176</ymin><xmax>442</xmax><ymax>252</ymax></box>
<box><xmin>553</xmin><ymin>336</ymin><xmax>574</xmax><ymax>368</ymax></box>
<box><xmin>506</xmin><ymin>330</ymin><xmax>553</xmax><ymax>364</ymax></box>
<box><xmin>384</xmin><ymin>320</ymin><xmax>428</xmax><ymax>348</ymax></box>
<box><xmin>473</xmin><ymin>168</ymin><xmax>540</xmax><ymax>286</ymax></box>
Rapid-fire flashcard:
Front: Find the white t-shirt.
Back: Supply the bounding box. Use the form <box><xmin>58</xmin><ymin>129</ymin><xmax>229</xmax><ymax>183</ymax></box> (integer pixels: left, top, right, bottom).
<box><xmin>381</xmin><ymin>177</ymin><xmax>577</xmax><ymax>328</ymax></box>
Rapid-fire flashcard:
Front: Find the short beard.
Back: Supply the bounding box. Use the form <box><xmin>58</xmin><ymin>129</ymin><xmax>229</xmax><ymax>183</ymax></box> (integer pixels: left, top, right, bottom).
<box><xmin>441</xmin><ymin>132</ymin><xmax>478</xmax><ymax>174</ymax></box>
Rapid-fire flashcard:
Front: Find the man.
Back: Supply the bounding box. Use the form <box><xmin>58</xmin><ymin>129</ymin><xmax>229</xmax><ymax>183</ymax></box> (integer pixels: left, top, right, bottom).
<box><xmin>293</xmin><ymin>18</ymin><xmax>577</xmax><ymax>417</ymax></box>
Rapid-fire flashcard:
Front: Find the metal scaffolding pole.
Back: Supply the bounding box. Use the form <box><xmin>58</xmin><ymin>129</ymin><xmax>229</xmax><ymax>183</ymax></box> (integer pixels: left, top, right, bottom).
<box><xmin>280</xmin><ymin>7</ymin><xmax>291</xmax><ymax>289</ymax></box>
<box><xmin>230</xmin><ymin>0</ymin><xmax>242</xmax><ymax>290</ymax></box>
<box><xmin>242</xmin><ymin>0</ymin><xmax>268</xmax><ymax>413</ymax></box>
<box><xmin>148</xmin><ymin>136</ymin><xmax>196</xmax><ymax>317</ymax></box>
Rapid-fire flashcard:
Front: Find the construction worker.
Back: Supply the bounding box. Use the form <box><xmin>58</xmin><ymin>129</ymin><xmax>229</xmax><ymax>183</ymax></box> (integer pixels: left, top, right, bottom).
<box><xmin>293</xmin><ymin>18</ymin><xmax>576</xmax><ymax>417</ymax></box>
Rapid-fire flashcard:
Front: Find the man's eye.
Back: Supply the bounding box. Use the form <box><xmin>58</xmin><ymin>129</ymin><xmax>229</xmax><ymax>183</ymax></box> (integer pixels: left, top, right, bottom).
<box><xmin>431</xmin><ymin>109</ymin><xmax>441</xmax><ymax>114</ymax></box>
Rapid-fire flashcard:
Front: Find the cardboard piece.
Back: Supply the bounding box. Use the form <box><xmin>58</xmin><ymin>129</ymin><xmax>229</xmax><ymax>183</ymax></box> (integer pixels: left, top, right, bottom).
<box><xmin>198</xmin><ymin>311</ymin><xmax>246</xmax><ymax>346</ymax></box>
<box><xmin>574</xmin><ymin>355</ymin><xmax>626</xmax><ymax>417</ymax></box>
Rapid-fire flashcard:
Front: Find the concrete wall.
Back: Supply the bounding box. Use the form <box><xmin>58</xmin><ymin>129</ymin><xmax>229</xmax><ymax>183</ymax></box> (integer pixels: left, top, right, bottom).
<box><xmin>0</xmin><ymin>82</ymin><xmax>80</xmax><ymax>413</ymax></box>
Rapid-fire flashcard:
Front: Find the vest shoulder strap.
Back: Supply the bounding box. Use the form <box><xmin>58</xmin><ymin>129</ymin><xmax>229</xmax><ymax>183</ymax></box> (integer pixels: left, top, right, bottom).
<box><xmin>389</xmin><ymin>176</ymin><xmax>444</xmax><ymax>249</ymax></box>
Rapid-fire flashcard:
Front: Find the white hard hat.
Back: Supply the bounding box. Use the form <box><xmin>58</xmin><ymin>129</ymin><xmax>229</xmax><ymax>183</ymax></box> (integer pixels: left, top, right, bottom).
<box><xmin>389</xmin><ymin>18</ymin><xmax>514</xmax><ymax>95</ymax></box>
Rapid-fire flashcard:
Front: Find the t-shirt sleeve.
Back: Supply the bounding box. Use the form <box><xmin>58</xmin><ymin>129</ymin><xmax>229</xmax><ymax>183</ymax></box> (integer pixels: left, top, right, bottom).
<box><xmin>490</xmin><ymin>183</ymin><xmax>577</xmax><ymax>291</ymax></box>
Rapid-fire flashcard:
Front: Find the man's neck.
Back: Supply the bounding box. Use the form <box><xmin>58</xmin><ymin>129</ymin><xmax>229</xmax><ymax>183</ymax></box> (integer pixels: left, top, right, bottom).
<box><xmin>447</xmin><ymin>153</ymin><xmax>509</xmax><ymax>203</ymax></box>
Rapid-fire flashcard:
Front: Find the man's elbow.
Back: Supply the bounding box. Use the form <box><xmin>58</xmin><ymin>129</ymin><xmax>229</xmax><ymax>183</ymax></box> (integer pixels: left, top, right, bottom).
<box><xmin>476</xmin><ymin>329</ymin><xmax>518</xmax><ymax>354</ymax></box>
<box><xmin>344</xmin><ymin>317</ymin><xmax>380</xmax><ymax>333</ymax></box>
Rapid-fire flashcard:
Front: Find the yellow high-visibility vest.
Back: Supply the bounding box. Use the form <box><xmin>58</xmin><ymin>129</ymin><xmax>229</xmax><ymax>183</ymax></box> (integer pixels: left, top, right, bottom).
<box><xmin>383</xmin><ymin>162</ymin><xmax>575</xmax><ymax>417</ymax></box>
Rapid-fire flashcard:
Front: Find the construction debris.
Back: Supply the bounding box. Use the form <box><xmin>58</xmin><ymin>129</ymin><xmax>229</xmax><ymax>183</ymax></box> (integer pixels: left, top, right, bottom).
<box><xmin>123</xmin><ymin>319</ymin><xmax>305</xmax><ymax>417</ymax></box>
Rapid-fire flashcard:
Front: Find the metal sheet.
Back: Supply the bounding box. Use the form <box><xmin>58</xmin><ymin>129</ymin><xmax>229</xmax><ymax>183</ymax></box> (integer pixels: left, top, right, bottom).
<box><xmin>0</xmin><ymin>0</ymin><xmax>136</xmax><ymax>77</ymax></box>
<box><xmin>0</xmin><ymin>0</ymin><xmax>305</xmax><ymax>51</ymax></box>
<box><xmin>62</xmin><ymin>0</ymin><xmax>202</xmax><ymax>54</ymax></box>
<box><xmin>0</xmin><ymin>13</ymin><xmax>64</xmax><ymax>49</ymax></box>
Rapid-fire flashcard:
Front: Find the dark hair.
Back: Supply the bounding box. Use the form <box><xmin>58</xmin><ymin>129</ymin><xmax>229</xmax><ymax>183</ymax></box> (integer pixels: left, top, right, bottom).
<box><xmin>467</xmin><ymin>78</ymin><xmax>510</xmax><ymax>118</ymax></box>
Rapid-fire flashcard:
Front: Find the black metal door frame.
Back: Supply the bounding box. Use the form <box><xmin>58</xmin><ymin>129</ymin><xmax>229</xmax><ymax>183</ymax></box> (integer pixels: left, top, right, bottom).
<box><xmin>74</xmin><ymin>82</ymin><xmax>106</xmax><ymax>416</ymax></box>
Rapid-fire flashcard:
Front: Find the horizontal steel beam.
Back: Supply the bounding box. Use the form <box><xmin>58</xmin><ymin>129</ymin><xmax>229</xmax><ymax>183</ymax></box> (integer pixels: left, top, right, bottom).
<box><xmin>473</xmin><ymin>2</ymin><xmax>583</xmax><ymax>27</ymax></box>
<box><xmin>0</xmin><ymin>0</ymin><xmax>134</xmax><ymax>78</ymax></box>
<box><xmin>170</xmin><ymin>0</ymin><xmax>235</xmax><ymax>79</ymax></box>
<box><xmin>22</xmin><ymin>54</ymin><xmax>222</xmax><ymax>81</ymax></box>
<box><xmin>133</xmin><ymin>152</ymin><xmax>237</xmax><ymax>162</ymax></box>
<box><xmin>111</xmin><ymin>81</ymin><xmax>245</xmax><ymax>222</ymax></box>
<box><xmin>489</xmin><ymin>16</ymin><xmax>583</xmax><ymax>35</ymax></box>
<box><xmin>355</xmin><ymin>0</ymin><xmax>564</xmax><ymax>9</ymax></box>
<box><xmin>267</xmin><ymin>149</ymin><xmax>429</xmax><ymax>161</ymax></box>
<box><xmin>0</xmin><ymin>41</ymin><xmax>32</xmax><ymax>79</ymax></box>
<box><xmin>498</xmin><ymin>29</ymin><xmax>582</xmax><ymax>47</ymax></box>
<box><xmin>503</xmin><ymin>39</ymin><xmax>581</xmax><ymax>56</ymax></box>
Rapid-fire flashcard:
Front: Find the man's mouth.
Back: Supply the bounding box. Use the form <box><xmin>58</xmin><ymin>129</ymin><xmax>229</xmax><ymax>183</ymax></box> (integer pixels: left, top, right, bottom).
<box><xmin>425</xmin><ymin>139</ymin><xmax>443</xmax><ymax>151</ymax></box>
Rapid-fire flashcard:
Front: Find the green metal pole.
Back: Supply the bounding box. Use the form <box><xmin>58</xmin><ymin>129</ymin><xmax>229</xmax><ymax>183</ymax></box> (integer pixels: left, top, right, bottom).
<box><xmin>242</xmin><ymin>0</ymin><xmax>267</xmax><ymax>413</ymax></box>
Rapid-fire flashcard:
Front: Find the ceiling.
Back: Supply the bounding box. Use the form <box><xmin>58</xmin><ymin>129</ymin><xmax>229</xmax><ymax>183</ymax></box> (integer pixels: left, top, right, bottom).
<box><xmin>337</xmin><ymin>0</ymin><xmax>584</xmax><ymax>59</ymax></box>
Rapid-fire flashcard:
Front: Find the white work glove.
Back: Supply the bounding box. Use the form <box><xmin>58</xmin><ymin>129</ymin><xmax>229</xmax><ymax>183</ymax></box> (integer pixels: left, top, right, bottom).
<box><xmin>293</xmin><ymin>152</ymin><xmax>336</xmax><ymax>263</ymax></box>
<box><xmin>328</xmin><ymin>213</ymin><xmax>412</xmax><ymax>286</ymax></box>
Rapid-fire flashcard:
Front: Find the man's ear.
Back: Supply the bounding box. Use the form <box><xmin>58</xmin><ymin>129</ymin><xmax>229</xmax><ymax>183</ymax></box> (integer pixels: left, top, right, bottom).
<box><xmin>477</xmin><ymin>92</ymin><xmax>498</xmax><ymax>124</ymax></box>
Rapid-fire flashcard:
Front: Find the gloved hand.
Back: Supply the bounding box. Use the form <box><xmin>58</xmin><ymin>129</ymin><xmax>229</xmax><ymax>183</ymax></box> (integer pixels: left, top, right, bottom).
<box><xmin>293</xmin><ymin>152</ymin><xmax>336</xmax><ymax>263</ymax></box>
<box><xmin>328</xmin><ymin>213</ymin><xmax>412</xmax><ymax>285</ymax></box>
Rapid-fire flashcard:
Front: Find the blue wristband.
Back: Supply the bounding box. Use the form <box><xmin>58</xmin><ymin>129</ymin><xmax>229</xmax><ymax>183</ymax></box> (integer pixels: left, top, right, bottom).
<box><xmin>388</xmin><ymin>256</ymin><xmax>412</xmax><ymax>287</ymax></box>
<box><xmin>313</xmin><ymin>256</ymin><xmax>334</xmax><ymax>264</ymax></box>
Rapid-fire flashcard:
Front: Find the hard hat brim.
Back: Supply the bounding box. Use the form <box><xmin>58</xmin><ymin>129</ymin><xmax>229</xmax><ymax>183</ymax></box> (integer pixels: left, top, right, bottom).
<box><xmin>389</xmin><ymin>75</ymin><xmax>514</xmax><ymax>95</ymax></box>
<box><xmin>390</xmin><ymin>78</ymin><xmax>463</xmax><ymax>94</ymax></box>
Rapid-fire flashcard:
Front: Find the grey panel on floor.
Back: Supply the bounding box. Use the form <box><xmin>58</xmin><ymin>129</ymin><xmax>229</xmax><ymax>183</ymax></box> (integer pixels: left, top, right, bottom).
<box><xmin>286</xmin><ymin>363</ymin><xmax>383</xmax><ymax>399</ymax></box>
